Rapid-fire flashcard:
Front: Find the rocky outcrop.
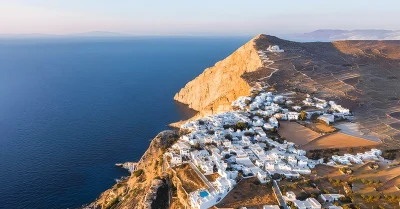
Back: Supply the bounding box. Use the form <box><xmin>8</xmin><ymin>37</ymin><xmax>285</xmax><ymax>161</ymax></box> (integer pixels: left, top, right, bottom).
<box><xmin>173</xmin><ymin>35</ymin><xmax>264</xmax><ymax>116</ymax></box>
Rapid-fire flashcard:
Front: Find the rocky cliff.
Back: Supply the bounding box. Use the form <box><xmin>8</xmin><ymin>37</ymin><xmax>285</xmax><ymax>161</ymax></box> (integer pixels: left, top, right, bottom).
<box><xmin>173</xmin><ymin>35</ymin><xmax>264</xmax><ymax>116</ymax></box>
<box><xmin>83</xmin><ymin>130</ymin><xmax>183</xmax><ymax>209</ymax></box>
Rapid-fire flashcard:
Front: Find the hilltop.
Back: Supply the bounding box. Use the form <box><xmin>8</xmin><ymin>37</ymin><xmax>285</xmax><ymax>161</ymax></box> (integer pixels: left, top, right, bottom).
<box><xmin>175</xmin><ymin>34</ymin><xmax>400</xmax><ymax>145</ymax></box>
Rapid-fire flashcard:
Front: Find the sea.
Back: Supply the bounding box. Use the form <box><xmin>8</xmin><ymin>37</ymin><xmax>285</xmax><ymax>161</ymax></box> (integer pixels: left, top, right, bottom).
<box><xmin>0</xmin><ymin>37</ymin><xmax>249</xmax><ymax>209</ymax></box>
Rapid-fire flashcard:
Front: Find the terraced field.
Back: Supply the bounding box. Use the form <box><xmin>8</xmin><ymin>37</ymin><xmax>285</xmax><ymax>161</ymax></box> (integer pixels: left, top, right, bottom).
<box><xmin>247</xmin><ymin>35</ymin><xmax>400</xmax><ymax>148</ymax></box>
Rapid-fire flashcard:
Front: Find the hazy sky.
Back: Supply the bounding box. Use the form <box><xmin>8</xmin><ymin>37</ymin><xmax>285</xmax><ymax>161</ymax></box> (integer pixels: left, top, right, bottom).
<box><xmin>1</xmin><ymin>0</ymin><xmax>399</xmax><ymax>36</ymax></box>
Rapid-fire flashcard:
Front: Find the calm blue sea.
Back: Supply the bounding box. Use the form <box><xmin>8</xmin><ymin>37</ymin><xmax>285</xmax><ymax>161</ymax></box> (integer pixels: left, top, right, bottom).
<box><xmin>0</xmin><ymin>37</ymin><xmax>249</xmax><ymax>209</ymax></box>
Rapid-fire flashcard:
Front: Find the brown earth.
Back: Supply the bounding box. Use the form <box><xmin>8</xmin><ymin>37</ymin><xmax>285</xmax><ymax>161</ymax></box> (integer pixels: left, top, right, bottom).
<box><xmin>174</xmin><ymin>164</ymin><xmax>207</xmax><ymax>193</ymax></box>
<box><xmin>215</xmin><ymin>177</ymin><xmax>277</xmax><ymax>209</ymax></box>
<box><xmin>205</xmin><ymin>173</ymin><xmax>221</xmax><ymax>182</ymax></box>
<box><xmin>301</xmin><ymin>132</ymin><xmax>379</xmax><ymax>150</ymax></box>
<box><xmin>305</xmin><ymin>122</ymin><xmax>336</xmax><ymax>133</ymax></box>
<box><xmin>278</xmin><ymin>121</ymin><xmax>321</xmax><ymax>146</ymax></box>
<box><xmin>313</xmin><ymin>164</ymin><xmax>400</xmax><ymax>208</ymax></box>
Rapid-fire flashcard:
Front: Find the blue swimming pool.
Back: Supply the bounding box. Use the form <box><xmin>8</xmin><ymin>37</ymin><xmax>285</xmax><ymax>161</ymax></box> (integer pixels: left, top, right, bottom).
<box><xmin>199</xmin><ymin>191</ymin><xmax>209</xmax><ymax>198</ymax></box>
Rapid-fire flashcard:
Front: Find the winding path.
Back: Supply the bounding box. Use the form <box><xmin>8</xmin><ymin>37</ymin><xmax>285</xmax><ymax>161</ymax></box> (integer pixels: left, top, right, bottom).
<box><xmin>257</xmin><ymin>53</ymin><xmax>280</xmax><ymax>83</ymax></box>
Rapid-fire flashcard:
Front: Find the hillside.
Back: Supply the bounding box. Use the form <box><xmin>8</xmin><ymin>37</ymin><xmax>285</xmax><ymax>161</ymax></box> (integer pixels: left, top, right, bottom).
<box><xmin>175</xmin><ymin>34</ymin><xmax>400</xmax><ymax>145</ymax></box>
<box><xmin>85</xmin><ymin>34</ymin><xmax>400</xmax><ymax>209</ymax></box>
<box><xmin>173</xmin><ymin>35</ymin><xmax>264</xmax><ymax>115</ymax></box>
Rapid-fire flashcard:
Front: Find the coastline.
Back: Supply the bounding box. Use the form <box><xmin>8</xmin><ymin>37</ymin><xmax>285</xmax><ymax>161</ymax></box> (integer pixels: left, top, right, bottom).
<box><xmin>82</xmin><ymin>34</ymin><xmax>400</xmax><ymax>209</ymax></box>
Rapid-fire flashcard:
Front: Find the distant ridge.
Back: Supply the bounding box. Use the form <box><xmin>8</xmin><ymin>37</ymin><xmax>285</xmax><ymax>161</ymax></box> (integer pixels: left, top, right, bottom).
<box><xmin>68</xmin><ymin>31</ymin><xmax>130</xmax><ymax>37</ymax></box>
<box><xmin>283</xmin><ymin>29</ymin><xmax>400</xmax><ymax>41</ymax></box>
<box><xmin>0</xmin><ymin>31</ymin><xmax>131</xmax><ymax>38</ymax></box>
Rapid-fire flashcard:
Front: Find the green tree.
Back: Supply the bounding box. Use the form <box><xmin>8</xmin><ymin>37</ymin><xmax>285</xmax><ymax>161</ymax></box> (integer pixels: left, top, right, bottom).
<box><xmin>236</xmin><ymin>122</ymin><xmax>248</xmax><ymax>130</ymax></box>
<box><xmin>299</xmin><ymin>111</ymin><xmax>307</xmax><ymax>120</ymax></box>
<box><xmin>225</xmin><ymin>134</ymin><xmax>233</xmax><ymax>141</ymax></box>
<box><xmin>133</xmin><ymin>169</ymin><xmax>144</xmax><ymax>177</ymax></box>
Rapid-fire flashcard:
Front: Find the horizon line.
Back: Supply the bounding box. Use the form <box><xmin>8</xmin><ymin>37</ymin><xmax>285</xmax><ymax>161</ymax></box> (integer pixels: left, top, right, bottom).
<box><xmin>1</xmin><ymin>29</ymin><xmax>400</xmax><ymax>38</ymax></box>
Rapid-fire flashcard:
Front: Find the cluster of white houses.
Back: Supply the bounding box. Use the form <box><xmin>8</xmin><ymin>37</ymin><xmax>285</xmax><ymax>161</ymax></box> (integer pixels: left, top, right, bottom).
<box><xmin>283</xmin><ymin>191</ymin><xmax>345</xmax><ymax>209</ymax></box>
<box><xmin>166</xmin><ymin>108</ymin><xmax>316</xmax><ymax>209</ymax></box>
<box><xmin>164</xmin><ymin>91</ymin><xmax>380</xmax><ymax>209</ymax></box>
<box><xmin>331</xmin><ymin>149</ymin><xmax>382</xmax><ymax>165</ymax></box>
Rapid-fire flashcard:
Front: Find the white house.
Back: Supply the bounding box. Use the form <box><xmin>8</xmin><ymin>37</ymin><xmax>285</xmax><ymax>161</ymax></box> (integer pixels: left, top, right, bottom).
<box><xmin>318</xmin><ymin>114</ymin><xmax>334</xmax><ymax>125</ymax></box>
<box><xmin>287</xmin><ymin>155</ymin><xmax>298</xmax><ymax>166</ymax></box>
<box><xmin>263</xmin><ymin>205</ymin><xmax>280</xmax><ymax>209</ymax></box>
<box><xmin>256</xmin><ymin>169</ymin><xmax>269</xmax><ymax>183</ymax></box>
<box><xmin>274</xmin><ymin>113</ymin><xmax>288</xmax><ymax>120</ymax></box>
<box><xmin>254</xmin><ymin>127</ymin><xmax>267</xmax><ymax>137</ymax></box>
<box><xmin>253</xmin><ymin>119</ymin><xmax>265</xmax><ymax>127</ymax></box>
<box><xmin>293</xmin><ymin>198</ymin><xmax>321</xmax><ymax>209</ymax></box>
<box><xmin>297</xmin><ymin>156</ymin><xmax>309</xmax><ymax>167</ymax></box>
<box><xmin>370</xmin><ymin>149</ymin><xmax>382</xmax><ymax>156</ymax></box>
<box><xmin>288</xmin><ymin>112</ymin><xmax>300</xmax><ymax>120</ymax></box>
<box><xmin>190</xmin><ymin>150</ymin><xmax>210</xmax><ymax>159</ymax></box>
<box><xmin>316</xmin><ymin>103</ymin><xmax>327</xmax><ymax>109</ymax></box>
<box><xmin>332</xmin><ymin>155</ymin><xmax>351</xmax><ymax>165</ymax></box>
<box><xmin>263</xmin><ymin>123</ymin><xmax>274</xmax><ymax>131</ymax></box>
<box><xmin>320</xmin><ymin>194</ymin><xmax>345</xmax><ymax>203</ymax></box>
<box><xmin>267</xmin><ymin>45</ymin><xmax>284</xmax><ymax>53</ymax></box>
<box><xmin>283</xmin><ymin>191</ymin><xmax>297</xmax><ymax>202</ymax></box>
<box><xmin>329</xmin><ymin>101</ymin><xmax>350</xmax><ymax>115</ymax></box>
<box><xmin>292</xmin><ymin>106</ymin><xmax>302</xmax><ymax>112</ymax></box>
<box><xmin>269</xmin><ymin>117</ymin><xmax>279</xmax><ymax>128</ymax></box>
<box><xmin>172</xmin><ymin>141</ymin><xmax>190</xmax><ymax>157</ymax></box>
<box><xmin>170</xmin><ymin>153</ymin><xmax>182</xmax><ymax>165</ymax></box>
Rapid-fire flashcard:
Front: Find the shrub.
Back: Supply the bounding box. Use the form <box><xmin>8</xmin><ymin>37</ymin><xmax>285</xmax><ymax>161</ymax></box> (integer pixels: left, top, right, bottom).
<box><xmin>236</xmin><ymin>122</ymin><xmax>248</xmax><ymax>130</ymax></box>
<box><xmin>207</xmin><ymin>130</ymin><xmax>215</xmax><ymax>135</ymax></box>
<box><xmin>347</xmin><ymin>147</ymin><xmax>354</xmax><ymax>153</ymax></box>
<box><xmin>310</xmin><ymin>113</ymin><xmax>320</xmax><ymax>121</ymax></box>
<box><xmin>133</xmin><ymin>169</ymin><xmax>144</xmax><ymax>177</ymax></box>
<box><xmin>299</xmin><ymin>111</ymin><xmax>307</xmax><ymax>121</ymax></box>
<box><xmin>225</xmin><ymin>134</ymin><xmax>233</xmax><ymax>141</ymax></box>
<box><xmin>243</xmin><ymin>132</ymin><xmax>254</xmax><ymax>137</ymax></box>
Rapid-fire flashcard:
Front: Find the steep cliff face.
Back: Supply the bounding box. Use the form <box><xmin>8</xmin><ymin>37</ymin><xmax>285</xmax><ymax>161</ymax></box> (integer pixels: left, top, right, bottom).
<box><xmin>173</xmin><ymin>35</ymin><xmax>264</xmax><ymax>116</ymax></box>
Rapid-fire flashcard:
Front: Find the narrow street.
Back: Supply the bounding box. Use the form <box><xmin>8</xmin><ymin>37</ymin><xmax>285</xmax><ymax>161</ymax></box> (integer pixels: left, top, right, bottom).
<box><xmin>272</xmin><ymin>180</ymin><xmax>288</xmax><ymax>209</ymax></box>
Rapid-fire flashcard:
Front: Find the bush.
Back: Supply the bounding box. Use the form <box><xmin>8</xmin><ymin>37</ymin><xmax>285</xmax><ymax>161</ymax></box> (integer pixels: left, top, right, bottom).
<box><xmin>191</xmin><ymin>142</ymin><xmax>201</xmax><ymax>150</ymax></box>
<box><xmin>243</xmin><ymin>132</ymin><xmax>254</xmax><ymax>137</ymax></box>
<box><xmin>225</xmin><ymin>134</ymin><xmax>233</xmax><ymax>141</ymax></box>
<box><xmin>236</xmin><ymin>122</ymin><xmax>248</xmax><ymax>130</ymax></box>
<box><xmin>347</xmin><ymin>147</ymin><xmax>354</xmax><ymax>153</ymax></box>
<box><xmin>299</xmin><ymin>111</ymin><xmax>307</xmax><ymax>121</ymax></box>
<box><xmin>361</xmin><ymin>194</ymin><xmax>380</xmax><ymax>203</ymax></box>
<box><xmin>133</xmin><ymin>169</ymin><xmax>144</xmax><ymax>177</ymax></box>
<box><xmin>223</xmin><ymin>124</ymin><xmax>231</xmax><ymax>129</ymax></box>
<box><xmin>382</xmin><ymin>150</ymin><xmax>397</xmax><ymax>160</ymax></box>
<box><xmin>272</xmin><ymin>173</ymin><xmax>281</xmax><ymax>180</ymax></box>
<box><xmin>339</xmin><ymin>196</ymin><xmax>352</xmax><ymax>203</ymax></box>
<box><xmin>310</xmin><ymin>113</ymin><xmax>320</xmax><ymax>121</ymax></box>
